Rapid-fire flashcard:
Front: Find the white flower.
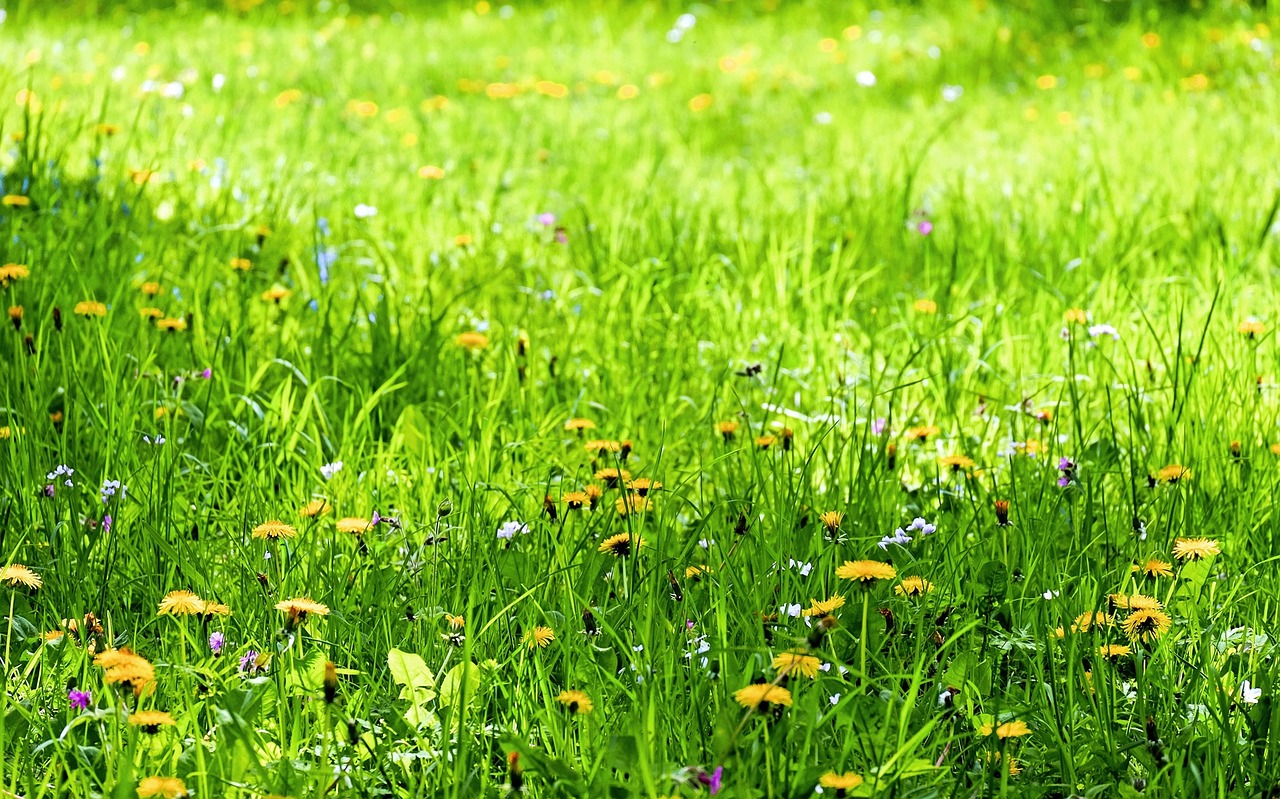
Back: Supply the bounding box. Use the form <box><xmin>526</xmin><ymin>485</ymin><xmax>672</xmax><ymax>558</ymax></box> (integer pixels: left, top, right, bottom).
<box><xmin>779</xmin><ymin>603</ymin><xmax>802</xmax><ymax>618</ymax></box>
<box><xmin>856</xmin><ymin>70</ymin><xmax>877</xmax><ymax>87</ymax></box>
<box><xmin>787</xmin><ymin>559</ymin><xmax>813</xmax><ymax>576</ymax></box>
<box><xmin>161</xmin><ymin>81</ymin><xmax>185</xmax><ymax>99</ymax></box>
<box><xmin>698</xmin><ymin>538</ymin><xmax>715</xmax><ymax>549</ymax></box>
<box><xmin>907</xmin><ymin>517</ymin><xmax>936</xmax><ymax>535</ymax></box>
<box><xmin>1241</xmin><ymin>680</ymin><xmax>1262</xmax><ymax>705</ymax></box>
<box><xmin>829</xmin><ymin>693</ymin><xmax>841</xmax><ymax>706</ymax></box>
<box><xmin>813</xmin><ymin>111</ymin><xmax>832</xmax><ymax>125</ymax></box>
<box><xmin>495</xmin><ymin>520</ymin><xmax>529</xmax><ymax>539</ymax></box>
<box><xmin>354</xmin><ymin>204</ymin><xmax>378</xmax><ymax>219</ymax></box>
<box><xmin>212</xmin><ymin>73</ymin><xmax>226</xmax><ymax>92</ymax></box>
<box><xmin>1088</xmin><ymin>323</ymin><xmax>1119</xmax><ymax>340</ymax></box>
<box><xmin>674</xmin><ymin>12</ymin><xmax>696</xmax><ymax>30</ymax></box>
<box><xmin>320</xmin><ymin>461</ymin><xmax>344</xmax><ymax>480</ymax></box>
<box><xmin>1042</xmin><ymin>589</ymin><xmax>1060</xmax><ymax>600</ymax></box>
<box><xmin>878</xmin><ymin>528</ymin><xmax>912</xmax><ymax>550</ymax></box>
<box><xmin>941</xmin><ymin>84</ymin><xmax>963</xmax><ymax>102</ymax></box>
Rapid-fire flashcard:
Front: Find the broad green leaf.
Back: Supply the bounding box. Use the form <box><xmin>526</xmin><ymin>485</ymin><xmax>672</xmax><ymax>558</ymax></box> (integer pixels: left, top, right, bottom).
<box><xmin>388</xmin><ymin>648</ymin><xmax>437</xmax><ymax>703</ymax></box>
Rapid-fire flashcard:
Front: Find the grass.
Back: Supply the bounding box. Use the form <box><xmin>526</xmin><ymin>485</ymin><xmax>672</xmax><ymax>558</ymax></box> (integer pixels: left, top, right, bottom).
<box><xmin>3</xmin><ymin>0</ymin><xmax>1280</xmax><ymax>797</ymax></box>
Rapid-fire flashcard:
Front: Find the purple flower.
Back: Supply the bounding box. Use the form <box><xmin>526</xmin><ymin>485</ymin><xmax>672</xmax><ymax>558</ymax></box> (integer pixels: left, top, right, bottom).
<box><xmin>1057</xmin><ymin>457</ymin><xmax>1073</xmax><ymax>471</ymax></box>
<box><xmin>43</xmin><ymin>484</ymin><xmax>55</xmax><ymax>498</ymax></box>
<box><xmin>209</xmin><ymin>632</ymin><xmax>226</xmax><ymax>656</ymax></box>
<box><xmin>697</xmin><ymin>766</ymin><xmax>723</xmax><ymax>795</ymax></box>
<box><xmin>1057</xmin><ymin>476</ymin><xmax>1071</xmax><ymax>487</ymax></box>
<box><xmin>200</xmin><ymin>367</ymin><xmax>212</xmax><ymax>379</ymax></box>
<box><xmin>102</xmin><ymin>514</ymin><xmax>112</xmax><ymax>534</ymax></box>
<box><xmin>370</xmin><ymin>510</ymin><xmax>381</xmax><ymax>526</ymax></box>
<box><xmin>917</xmin><ymin>220</ymin><xmax>933</xmax><ymax>236</ymax></box>
<box><xmin>68</xmin><ymin>689</ymin><xmax>91</xmax><ymax>711</ymax></box>
<box><xmin>871</xmin><ymin>417</ymin><xmax>887</xmax><ymax>436</ymax></box>
<box><xmin>554</xmin><ymin>227</ymin><xmax>568</xmax><ymax>244</ymax></box>
<box><xmin>239</xmin><ymin>649</ymin><xmax>264</xmax><ymax>674</ymax></box>
<box><xmin>536</xmin><ymin>212</ymin><xmax>556</xmax><ymax>226</ymax></box>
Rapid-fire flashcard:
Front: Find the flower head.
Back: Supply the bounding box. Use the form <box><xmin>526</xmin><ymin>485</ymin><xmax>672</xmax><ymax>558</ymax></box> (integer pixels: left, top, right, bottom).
<box><xmin>835</xmin><ymin>560</ymin><xmax>896</xmax><ymax>583</ymax></box>
<box><xmin>802</xmin><ymin>595</ymin><xmax>846</xmax><ymax>618</ymax></box>
<box><xmin>1133</xmin><ymin>558</ymin><xmax>1173</xmax><ymax>578</ymax></box>
<box><xmin>157</xmin><ymin>590</ymin><xmax>205</xmax><ymax>617</ymax></box>
<box><xmin>599</xmin><ymin>532</ymin><xmax>643</xmax><ymax>556</ymax></box>
<box><xmin>275</xmin><ymin>597</ymin><xmax>330</xmax><ymax>627</ymax></box>
<box><xmin>524</xmin><ymin>625</ymin><xmax>555</xmax><ymax>650</ymax></box>
<box><xmin>1156</xmin><ymin>464</ymin><xmax>1190</xmax><ymax>484</ymax></box>
<box><xmin>0</xmin><ymin>263</ymin><xmax>29</xmax><ymax>286</ymax></box>
<box><xmin>496</xmin><ymin>520</ymin><xmax>530</xmax><ymax>539</ymax></box>
<box><xmin>74</xmin><ymin>301</ymin><xmax>107</xmax><ymax>318</ymax></box>
<box><xmin>1123</xmin><ymin>608</ymin><xmax>1172</xmax><ymax>643</ymax></box>
<box><xmin>252</xmin><ymin>520</ymin><xmax>297</xmax><ymax>540</ymax></box>
<box><xmin>772</xmin><ymin>650</ymin><xmax>822</xmax><ymax>679</ymax></box>
<box><xmin>555</xmin><ymin>689</ymin><xmax>593</xmax><ymax>714</ymax></box>
<box><xmin>300</xmin><ymin>499</ymin><xmax>332</xmax><ymax>518</ymax></box>
<box><xmin>68</xmin><ymin>689</ymin><xmax>92</xmax><ymax>711</ymax></box>
<box><xmin>895</xmin><ymin>576</ymin><xmax>934</xmax><ymax>597</ymax></box>
<box><xmin>818</xmin><ymin>772</ymin><xmax>864</xmax><ymax>795</ymax></box>
<box><xmin>0</xmin><ymin>564</ymin><xmax>42</xmax><ymax>590</ymax></box>
<box><xmin>733</xmin><ymin>683</ymin><xmax>793</xmax><ymax>711</ymax></box>
<box><xmin>818</xmin><ymin>511</ymin><xmax>843</xmax><ymax>533</ymax></box>
<box><xmin>137</xmin><ymin>777</ymin><xmax>189</xmax><ymax>799</ymax></box>
<box><xmin>565</xmin><ymin>418</ymin><xmax>596</xmax><ymax>432</ymax></box>
<box><xmin>979</xmin><ymin>719</ymin><xmax>1031</xmax><ymax>739</ymax></box>
<box><xmin>209</xmin><ymin>632</ymin><xmax>226</xmax><ymax>656</ymax></box>
<box><xmin>129</xmin><ymin>709</ymin><xmax>176</xmax><ymax>734</ymax></box>
<box><xmin>455</xmin><ymin>332</ymin><xmax>489</xmax><ymax>350</ymax></box>
<box><xmin>1173</xmin><ymin>538</ymin><xmax>1220</xmax><ymax>561</ymax></box>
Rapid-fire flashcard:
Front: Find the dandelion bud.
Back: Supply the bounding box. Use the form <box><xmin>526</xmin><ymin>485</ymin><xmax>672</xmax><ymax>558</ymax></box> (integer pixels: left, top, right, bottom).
<box><xmin>734</xmin><ymin>511</ymin><xmax>750</xmax><ymax>537</ymax></box>
<box><xmin>619</xmin><ymin>440</ymin><xmax>632</xmax><ymax>461</ymax></box>
<box><xmin>52</xmin><ymin>306</ymin><xmax>62</xmax><ymax>331</ymax></box>
<box><xmin>582</xmin><ymin>606</ymin><xmax>599</xmax><ymax>636</ymax></box>
<box><xmin>781</xmin><ymin>427</ymin><xmax>793</xmax><ymax>452</ymax></box>
<box><xmin>994</xmin><ymin>499</ymin><xmax>1010</xmax><ymax>527</ymax></box>
<box><xmin>347</xmin><ymin>718</ymin><xmax>360</xmax><ymax>746</ymax></box>
<box><xmin>507</xmin><ymin>751</ymin><xmax>524</xmax><ymax>792</ymax></box>
<box><xmin>8</xmin><ymin>305</ymin><xmax>21</xmax><ymax>330</ymax></box>
<box><xmin>437</xmin><ymin>499</ymin><xmax>453</xmax><ymax>518</ymax></box>
<box><xmin>1229</xmin><ymin>440</ymin><xmax>1242</xmax><ymax>461</ymax></box>
<box><xmin>23</xmin><ymin>334</ymin><xmax>35</xmax><ymax>355</ymax></box>
<box><xmin>323</xmin><ymin>661</ymin><xmax>338</xmax><ymax>704</ymax></box>
<box><xmin>885</xmin><ymin>443</ymin><xmax>897</xmax><ymax>470</ymax></box>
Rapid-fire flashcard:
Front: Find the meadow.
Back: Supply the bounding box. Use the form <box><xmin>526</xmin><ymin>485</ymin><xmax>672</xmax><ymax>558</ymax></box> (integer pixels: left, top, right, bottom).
<box><xmin>3</xmin><ymin>0</ymin><xmax>1280</xmax><ymax>796</ymax></box>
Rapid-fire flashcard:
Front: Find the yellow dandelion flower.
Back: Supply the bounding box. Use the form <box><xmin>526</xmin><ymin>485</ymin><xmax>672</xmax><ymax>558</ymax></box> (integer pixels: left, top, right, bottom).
<box><xmin>1099</xmin><ymin>643</ymin><xmax>1132</xmax><ymax>660</ymax></box>
<box><xmin>251</xmin><ymin>520</ymin><xmax>297</xmax><ymax>540</ymax></box>
<box><xmin>1</xmin><ymin>563</ymin><xmax>42</xmax><ymax>589</ymax></box>
<box><xmin>229</xmin><ymin>257</ymin><xmax>252</xmax><ymax>271</ymax></box>
<box><xmin>74</xmin><ymin>301</ymin><xmax>107</xmax><ymax>317</ymax></box>
<box><xmin>555</xmin><ymin>689</ymin><xmax>593</xmax><ymax>714</ymax></box>
<box><xmin>1110</xmin><ymin>593</ymin><xmax>1162</xmax><ymax>611</ymax></box>
<box><xmin>685</xmin><ymin>564</ymin><xmax>712</xmax><ymax>581</ymax></box>
<box><xmin>594</xmin><ymin>467</ymin><xmax>630</xmax><ymax>487</ymax></box>
<box><xmin>562</xmin><ymin>491</ymin><xmax>590</xmax><ymax>510</ymax></box>
<box><xmin>455</xmin><ymin>332</ymin><xmax>488</xmax><ymax>350</ymax></box>
<box><xmin>978</xmin><ymin>719</ymin><xmax>1031</xmax><ymax>738</ymax></box>
<box><xmin>1172</xmin><ymin>537</ymin><xmax>1220</xmax><ymax>561</ymax></box>
<box><xmin>157</xmin><ymin>590</ymin><xmax>205</xmax><ymax>617</ymax></box>
<box><xmin>524</xmin><ymin>626</ymin><xmax>555</xmax><ymax>650</ymax></box>
<box><xmin>445</xmin><ymin>613</ymin><xmax>465</xmax><ymax>629</ymax></box>
<box><xmin>913</xmin><ymin>298</ymin><xmax>938</xmax><ymax>313</ymax></box>
<box><xmin>139</xmin><ymin>307</ymin><xmax>164</xmax><ymax>321</ymax></box>
<box><xmin>418</xmin><ymin>165</ymin><xmax>446</xmax><ymax>180</ymax></box>
<box><xmin>939</xmin><ymin>454</ymin><xmax>975</xmax><ymax>471</ymax></box>
<box><xmin>802</xmin><ymin>595</ymin><xmax>846</xmax><ymax>617</ymax></box>
<box><xmin>818</xmin><ymin>772</ymin><xmax>864</xmax><ymax>794</ymax></box>
<box><xmin>275</xmin><ymin>597</ymin><xmax>330</xmax><ymax>626</ymax></box>
<box><xmin>836</xmin><ymin>560</ymin><xmax>896</xmax><ymax>583</ymax></box>
<box><xmin>1070</xmin><ymin>611</ymin><xmax>1112</xmax><ymax>633</ymax></box>
<box><xmin>299</xmin><ymin>499</ymin><xmax>331</xmax><ymax>518</ymax></box>
<box><xmin>754</xmin><ymin>434</ymin><xmax>777</xmax><ymax>449</ymax></box>
<box><xmin>986</xmin><ymin>752</ymin><xmax>1022</xmax><ymax>776</ymax></box>
<box><xmin>155</xmin><ymin>317</ymin><xmax>186</xmax><ymax>332</ymax></box>
<box><xmin>905</xmin><ymin>425</ymin><xmax>940</xmax><ymax>442</ymax></box>
<box><xmin>261</xmin><ymin>285</ymin><xmax>291</xmax><ymax>304</ymax></box>
<box><xmin>615</xmin><ymin>493</ymin><xmax>652</xmax><ymax>516</ymax></box>
<box><xmin>895</xmin><ymin>576</ymin><xmax>934</xmax><ymax>597</ymax></box>
<box><xmin>335</xmin><ymin>517</ymin><xmax>372</xmax><ymax>535</ymax></box>
<box><xmin>0</xmin><ymin>263</ymin><xmax>29</xmax><ymax>286</ymax></box>
<box><xmin>128</xmin><ymin>709</ymin><xmax>176</xmax><ymax>733</ymax></box>
<box><xmin>202</xmin><ymin>602</ymin><xmax>231</xmax><ymax>617</ymax></box>
<box><xmin>599</xmin><ymin>532</ymin><xmax>643</xmax><ymax>556</ymax></box>
<box><xmin>1155</xmin><ymin>464</ymin><xmax>1190</xmax><ymax>484</ymax></box>
<box><xmin>140</xmin><ymin>282</ymin><xmax>161</xmax><ymax>296</ymax></box>
<box><xmin>716</xmin><ymin>420</ymin><xmax>739</xmax><ymax>440</ymax></box>
<box><xmin>1132</xmin><ymin>558</ymin><xmax>1173</xmax><ymax>578</ymax></box>
<box><xmin>2</xmin><ymin>195</ymin><xmax>31</xmax><ymax>207</ymax></box>
<box><xmin>1123</xmin><ymin>608</ymin><xmax>1172</xmax><ymax>643</ymax></box>
<box><xmin>818</xmin><ymin>510</ymin><xmax>843</xmax><ymax>532</ymax></box>
<box><xmin>772</xmin><ymin>650</ymin><xmax>822</xmax><ymax>679</ymax></box>
<box><xmin>565</xmin><ymin>418</ymin><xmax>596</xmax><ymax>432</ymax></box>
<box><xmin>585</xmin><ymin>439</ymin><xmax>622</xmax><ymax>454</ymax></box>
<box><xmin>733</xmin><ymin>683</ymin><xmax>793</xmax><ymax>710</ymax></box>
<box><xmin>626</xmin><ymin>478</ymin><xmax>662</xmax><ymax>495</ymax></box>
<box><xmin>136</xmin><ymin>776</ymin><xmax>188</xmax><ymax>799</ymax></box>
<box><xmin>1240</xmin><ymin>320</ymin><xmax>1265</xmax><ymax>338</ymax></box>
